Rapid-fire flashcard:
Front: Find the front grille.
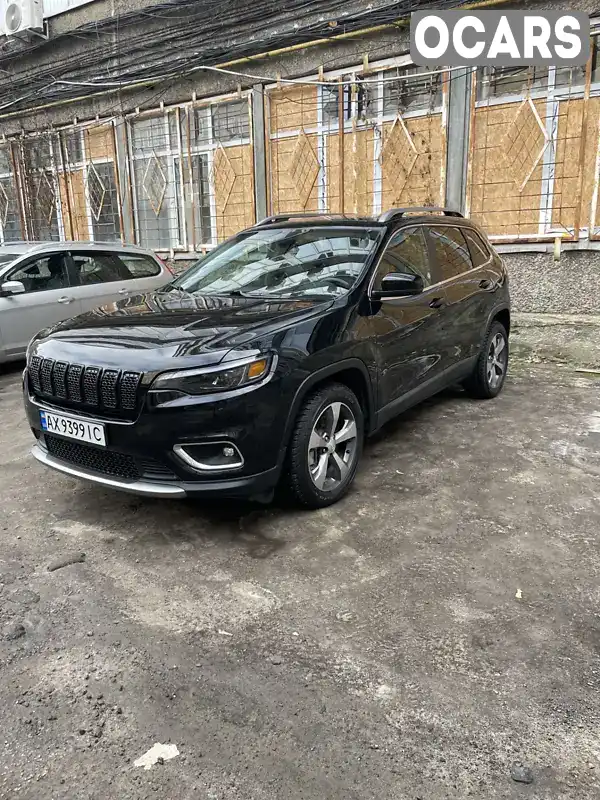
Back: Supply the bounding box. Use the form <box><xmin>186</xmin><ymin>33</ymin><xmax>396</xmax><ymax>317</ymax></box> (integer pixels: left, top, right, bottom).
<box><xmin>29</xmin><ymin>356</ymin><xmax>142</xmax><ymax>419</ymax></box>
<box><xmin>44</xmin><ymin>435</ymin><xmax>176</xmax><ymax>482</ymax></box>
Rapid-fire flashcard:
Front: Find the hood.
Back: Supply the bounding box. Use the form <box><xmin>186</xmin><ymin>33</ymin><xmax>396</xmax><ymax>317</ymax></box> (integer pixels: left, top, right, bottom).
<box><xmin>32</xmin><ymin>289</ymin><xmax>334</xmax><ymax>372</ymax></box>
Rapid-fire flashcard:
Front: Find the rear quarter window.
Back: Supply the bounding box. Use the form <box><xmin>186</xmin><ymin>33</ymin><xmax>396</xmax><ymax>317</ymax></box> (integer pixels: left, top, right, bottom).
<box><xmin>462</xmin><ymin>229</ymin><xmax>491</xmax><ymax>267</ymax></box>
<box><xmin>117</xmin><ymin>254</ymin><xmax>161</xmax><ymax>279</ymax></box>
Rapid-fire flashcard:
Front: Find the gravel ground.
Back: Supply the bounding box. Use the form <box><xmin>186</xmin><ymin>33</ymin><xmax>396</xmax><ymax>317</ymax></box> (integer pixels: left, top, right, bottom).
<box><xmin>1</xmin><ymin>360</ymin><xmax>600</xmax><ymax>800</ymax></box>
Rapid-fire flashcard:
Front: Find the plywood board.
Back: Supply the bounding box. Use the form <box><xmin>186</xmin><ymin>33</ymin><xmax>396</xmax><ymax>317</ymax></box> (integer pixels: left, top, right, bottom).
<box><xmin>381</xmin><ymin>113</ymin><xmax>444</xmax><ymax>210</ymax></box>
<box><xmin>468</xmin><ymin>101</ymin><xmax>545</xmax><ymax>236</ymax></box>
<box><xmin>551</xmin><ymin>96</ymin><xmax>600</xmax><ymax>231</ymax></box>
<box><xmin>63</xmin><ymin>170</ymin><xmax>90</xmax><ymax>240</ymax></box>
<box><xmin>214</xmin><ymin>143</ymin><xmax>255</xmax><ymax>242</ymax></box>
<box><xmin>268</xmin><ymin>86</ymin><xmax>318</xmax><ymax>135</ymax></box>
<box><xmin>326</xmin><ymin>126</ymin><xmax>375</xmax><ymax>215</ymax></box>
<box><xmin>84</xmin><ymin>125</ymin><xmax>115</xmax><ymax>163</ymax></box>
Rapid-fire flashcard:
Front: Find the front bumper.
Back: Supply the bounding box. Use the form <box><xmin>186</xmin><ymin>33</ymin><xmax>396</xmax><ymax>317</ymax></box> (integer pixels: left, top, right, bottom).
<box><xmin>31</xmin><ymin>443</ymin><xmax>280</xmax><ymax>499</ymax></box>
<box><xmin>24</xmin><ymin>373</ymin><xmax>290</xmax><ymax>499</ymax></box>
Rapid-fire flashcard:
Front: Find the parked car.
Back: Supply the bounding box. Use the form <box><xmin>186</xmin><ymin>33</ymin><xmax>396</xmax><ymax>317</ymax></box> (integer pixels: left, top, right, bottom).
<box><xmin>23</xmin><ymin>208</ymin><xmax>510</xmax><ymax>508</ymax></box>
<box><xmin>0</xmin><ymin>241</ymin><xmax>171</xmax><ymax>363</ymax></box>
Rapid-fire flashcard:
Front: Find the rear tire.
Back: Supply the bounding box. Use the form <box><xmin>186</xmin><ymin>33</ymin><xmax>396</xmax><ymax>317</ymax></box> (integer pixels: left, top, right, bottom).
<box><xmin>463</xmin><ymin>321</ymin><xmax>509</xmax><ymax>399</ymax></box>
<box><xmin>285</xmin><ymin>382</ymin><xmax>364</xmax><ymax>509</ymax></box>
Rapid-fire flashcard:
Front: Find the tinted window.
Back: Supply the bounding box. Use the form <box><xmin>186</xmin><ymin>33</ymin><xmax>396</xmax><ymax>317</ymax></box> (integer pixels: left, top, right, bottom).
<box><xmin>10</xmin><ymin>254</ymin><xmax>69</xmax><ymax>293</ymax></box>
<box><xmin>375</xmin><ymin>226</ymin><xmax>431</xmax><ymax>287</ymax></box>
<box><xmin>462</xmin><ymin>229</ymin><xmax>490</xmax><ymax>267</ymax></box>
<box><xmin>71</xmin><ymin>253</ymin><xmax>130</xmax><ymax>286</ymax></box>
<box><xmin>117</xmin><ymin>254</ymin><xmax>161</xmax><ymax>279</ymax></box>
<box><xmin>429</xmin><ymin>226</ymin><xmax>473</xmax><ymax>280</ymax></box>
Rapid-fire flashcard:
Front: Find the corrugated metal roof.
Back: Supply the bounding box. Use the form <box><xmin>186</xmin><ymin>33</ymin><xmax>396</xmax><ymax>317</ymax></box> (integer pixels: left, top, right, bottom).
<box><xmin>43</xmin><ymin>0</ymin><xmax>95</xmax><ymax>20</ymax></box>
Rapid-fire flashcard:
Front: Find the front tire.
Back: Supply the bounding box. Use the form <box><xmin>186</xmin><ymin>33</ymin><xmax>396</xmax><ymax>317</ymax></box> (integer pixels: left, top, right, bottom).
<box><xmin>285</xmin><ymin>382</ymin><xmax>364</xmax><ymax>508</ymax></box>
<box><xmin>463</xmin><ymin>320</ymin><xmax>509</xmax><ymax>399</ymax></box>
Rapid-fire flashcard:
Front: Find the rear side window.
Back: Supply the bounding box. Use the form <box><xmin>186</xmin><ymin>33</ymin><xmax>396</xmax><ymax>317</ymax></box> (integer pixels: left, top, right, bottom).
<box><xmin>462</xmin><ymin>229</ymin><xmax>490</xmax><ymax>267</ymax></box>
<box><xmin>429</xmin><ymin>226</ymin><xmax>473</xmax><ymax>280</ymax></box>
<box><xmin>376</xmin><ymin>226</ymin><xmax>431</xmax><ymax>287</ymax></box>
<box><xmin>71</xmin><ymin>253</ymin><xmax>130</xmax><ymax>286</ymax></box>
<box><xmin>117</xmin><ymin>254</ymin><xmax>161</xmax><ymax>279</ymax></box>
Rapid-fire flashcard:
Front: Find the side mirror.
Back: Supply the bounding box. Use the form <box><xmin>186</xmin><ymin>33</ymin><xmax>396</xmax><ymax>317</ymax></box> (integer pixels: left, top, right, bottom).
<box><xmin>0</xmin><ymin>280</ymin><xmax>26</xmax><ymax>297</ymax></box>
<box><xmin>371</xmin><ymin>272</ymin><xmax>423</xmax><ymax>300</ymax></box>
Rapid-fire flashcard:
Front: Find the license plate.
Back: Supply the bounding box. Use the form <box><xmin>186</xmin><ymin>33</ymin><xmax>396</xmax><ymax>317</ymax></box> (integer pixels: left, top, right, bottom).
<box><xmin>40</xmin><ymin>409</ymin><xmax>106</xmax><ymax>447</ymax></box>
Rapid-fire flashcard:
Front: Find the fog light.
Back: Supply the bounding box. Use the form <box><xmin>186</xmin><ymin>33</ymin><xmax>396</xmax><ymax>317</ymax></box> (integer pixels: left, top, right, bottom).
<box><xmin>173</xmin><ymin>442</ymin><xmax>244</xmax><ymax>472</ymax></box>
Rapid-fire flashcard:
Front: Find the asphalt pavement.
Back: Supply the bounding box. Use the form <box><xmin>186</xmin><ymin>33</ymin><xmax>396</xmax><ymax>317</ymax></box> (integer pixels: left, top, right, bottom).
<box><xmin>1</xmin><ymin>360</ymin><xmax>599</xmax><ymax>799</ymax></box>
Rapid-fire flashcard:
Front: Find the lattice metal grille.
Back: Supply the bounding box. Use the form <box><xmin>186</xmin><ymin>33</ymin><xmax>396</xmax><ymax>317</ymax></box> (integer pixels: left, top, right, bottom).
<box><xmin>0</xmin><ymin>182</ymin><xmax>8</xmax><ymax>225</ymax></box>
<box><xmin>142</xmin><ymin>153</ymin><xmax>168</xmax><ymax>216</ymax></box>
<box><xmin>503</xmin><ymin>99</ymin><xmax>549</xmax><ymax>192</ymax></box>
<box><xmin>379</xmin><ymin>115</ymin><xmax>419</xmax><ymax>202</ymax></box>
<box><xmin>35</xmin><ymin>172</ymin><xmax>56</xmax><ymax>225</ymax></box>
<box><xmin>290</xmin><ymin>130</ymin><xmax>320</xmax><ymax>209</ymax></box>
<box><xmin>210</xmin><ymin>144</ymin><xmax>236</xmax><ymax>209</ymax></box>
<box><xmin>85</xmin><ymin>161</ymin><xmax>107</xmax><ymax>222</ymax></box>
<box><xmin>466</xmin><ymin>61</ymin><xmax>595</xmax><ymax>241</ymax></box>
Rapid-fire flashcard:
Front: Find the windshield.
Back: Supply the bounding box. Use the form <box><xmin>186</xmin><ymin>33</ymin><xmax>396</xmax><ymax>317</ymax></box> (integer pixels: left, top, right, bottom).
<box><xmin>172</xmin><ymin>226</ymin><xmax>382</xmax><ymax>299</ymax></box>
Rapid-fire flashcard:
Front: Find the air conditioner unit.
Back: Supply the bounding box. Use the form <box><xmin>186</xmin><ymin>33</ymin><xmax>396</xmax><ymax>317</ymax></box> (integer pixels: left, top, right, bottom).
<box><xmin>3</xmin><ymin>0</ymin><xmax>43</xmax><ymax>37</ymax></box>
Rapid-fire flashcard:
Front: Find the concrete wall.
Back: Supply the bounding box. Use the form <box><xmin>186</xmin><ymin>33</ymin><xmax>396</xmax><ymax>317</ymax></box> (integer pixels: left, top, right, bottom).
<box><xmin>504</xmin><ymin>251</ymin><xmax>600</xmax><ymax>315</ymax></box>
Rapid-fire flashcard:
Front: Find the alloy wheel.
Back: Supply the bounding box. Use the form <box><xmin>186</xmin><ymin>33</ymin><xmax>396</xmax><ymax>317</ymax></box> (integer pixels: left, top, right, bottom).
<box><xmin>487</xmin><ymin>332</ymin><xmax>507</xmax><ymax>390</ymax></box>
<box><xmin>307</xmin><ymin>401</ymin><xmax>358</xmax><ymax>492</ymax></box>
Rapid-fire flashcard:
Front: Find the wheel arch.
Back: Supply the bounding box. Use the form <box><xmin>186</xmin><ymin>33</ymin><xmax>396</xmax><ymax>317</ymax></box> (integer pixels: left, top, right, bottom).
<box><xmin>279</xmin><ymin>358</ymin><xmax>375</xmax><ymax>465</ymax></box>
<box><xmin>489</xmin><ymin>305</ymin><xmax>510</xmax><ymax>337</ymax></box>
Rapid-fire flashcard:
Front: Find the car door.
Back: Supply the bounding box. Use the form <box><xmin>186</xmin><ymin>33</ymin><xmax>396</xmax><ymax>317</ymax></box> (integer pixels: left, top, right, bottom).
<box><xmin>0</xmin><ymin>253</ymin><xmax>82</xmax><ymax>358</ymax></box>
<box><xmin>426</xmin><ymin>224</ymin><xmax>486</xmax><ymax>368</ymax></box>
<box><xmin>68</xmin><ymin>251</ymin><xmax>138</xmax><ymax>312</ymax></box>
<box><xmin>368</xmin><ymin>225</ymin><xmax>447</xmax><ymax>412</ymax></box>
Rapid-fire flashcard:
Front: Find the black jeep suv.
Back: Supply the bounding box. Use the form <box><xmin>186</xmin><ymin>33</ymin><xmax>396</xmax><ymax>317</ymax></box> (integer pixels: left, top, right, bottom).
<box><xmin>24</xmin><ymin>207</ymin><xmax>509</xmax><ymax>508</ymax></box>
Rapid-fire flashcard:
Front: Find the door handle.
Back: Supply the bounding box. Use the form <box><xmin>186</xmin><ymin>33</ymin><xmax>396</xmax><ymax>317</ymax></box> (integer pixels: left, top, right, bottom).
<box><xmin>479</xmin><ymin>279</ymin><xmax>494</xmax><ymax>290</ymax></box>
<box><xmin>57</xmin><ymin>296</ymin><xmax>73</xmax><ymax>304</ymax></box>
<box><xmin>118</xmin><ymin>288</ymin><xmax>129</xmax><ymax>294</ymax></box>
<box><xmin>429</xmin><ymin>297</ymin><xmax>445</xmax><ymax>309</ymax></box>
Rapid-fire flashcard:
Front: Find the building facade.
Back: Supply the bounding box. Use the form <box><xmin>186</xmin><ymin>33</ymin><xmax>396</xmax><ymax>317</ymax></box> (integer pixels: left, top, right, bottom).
<box><xmin>1</xmin><ymin>0</ymin><xmax>599</xmax><ymax>312</ymax></box>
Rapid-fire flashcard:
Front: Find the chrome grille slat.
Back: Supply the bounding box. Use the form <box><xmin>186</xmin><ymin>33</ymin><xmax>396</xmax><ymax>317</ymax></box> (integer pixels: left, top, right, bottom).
<box><xmin>27</xmin><ymin>357</ymin><xmax>143</xmax><ymax>419</ymax></box>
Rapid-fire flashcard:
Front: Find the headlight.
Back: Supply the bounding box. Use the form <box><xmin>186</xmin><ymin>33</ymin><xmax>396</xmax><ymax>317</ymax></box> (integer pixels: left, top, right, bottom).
<box><xmin>150</xmin><ymin>355</ymin><xmax>273</xmax><ymax>398</ymax></box>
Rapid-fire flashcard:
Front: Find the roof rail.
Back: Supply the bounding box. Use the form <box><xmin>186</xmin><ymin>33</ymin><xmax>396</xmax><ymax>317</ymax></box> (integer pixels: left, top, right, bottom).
<box><xmin>378</xmin><ymin>207</ymin><xmax>463</xmax><ymax>223</ymax></box>
<box><xmin>254</xmin><ymin>212</ymin><xmax>355</xmax><ymax>226</ymax></box>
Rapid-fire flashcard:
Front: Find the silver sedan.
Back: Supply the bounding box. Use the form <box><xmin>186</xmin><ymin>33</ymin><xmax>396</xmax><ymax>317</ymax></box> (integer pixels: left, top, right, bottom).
<box><xmin>0</xmin><ymin>241</ymin><xmax>172</xmax><ymax>363</ymax></box>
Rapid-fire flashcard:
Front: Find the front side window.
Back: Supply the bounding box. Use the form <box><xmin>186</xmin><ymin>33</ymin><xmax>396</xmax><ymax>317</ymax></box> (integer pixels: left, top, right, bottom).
<box><xmin>429</xmin><ymin>226</ymin><xmax>473</xmax><ymax>280</ymax></box>
<box><xmin>375</xmin><ymin>226</ymin><xmax>431</xmax><ymax>288</ymax></box>
<box><xmin>10</xmin><ymin>254</ymin><xmax>69</xmax><ymax>293</ymax></box>
<box><xmin>71</xmin><ymin>253</ymin><xmax>129</xmax><ymax>286</ymax></box>
<box><xmin>172</xmin><ymin>227</ymin><xmax>382</xmax><ymax>299</ymax></box>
